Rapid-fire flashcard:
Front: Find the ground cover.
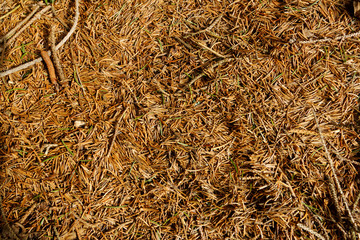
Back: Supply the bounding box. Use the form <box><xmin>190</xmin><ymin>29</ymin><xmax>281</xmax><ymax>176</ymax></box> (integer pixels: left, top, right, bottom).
<box><xmin>0</xmin><ymin>0</ymin><xmax>360</xmax><ymax>239</ymax></box>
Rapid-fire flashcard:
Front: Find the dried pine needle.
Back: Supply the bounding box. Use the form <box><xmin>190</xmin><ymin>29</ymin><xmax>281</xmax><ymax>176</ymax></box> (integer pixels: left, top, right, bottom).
<box><xmin>0</xmin><ymin>0</ymin><xmax>359</xmax><ymax>239</ymax></box>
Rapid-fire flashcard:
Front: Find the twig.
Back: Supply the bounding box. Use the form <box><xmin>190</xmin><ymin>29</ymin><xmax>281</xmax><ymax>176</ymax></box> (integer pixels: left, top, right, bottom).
<box><xmin>52</xmin><ymin>2</ymin><xmax>97</xmax><ymax>63</ymax></box>
<box><xmin>0</xmin><ymin>0</ymin><xmax>80</xmax><ymax>78</ymax></box>
<box><xmin>191</xmin><ymin>39</ymin><xmax>228</xmax><ymax>58</ymax></box>
<box><xmin>294</xmin><ymin>31</ymin><xmax>360</xmax><ymax>45</ymax></box>
<box><xmin>5</xmin><ymin>5</ymin><xmax>51</xmax><ymax>48</ymax></box>
<box><xmin>312</xmin><ymin>108</ymin><xmax>357</xmax><ymax>231</ymax></box>
<box><xmin>327</xmin><ymin>176</ymin><xmax>342</xmax><ymax>218</ymax></box>
<box><xmin>50</xmin><ymin>26</ymin><xmax>66</xmax><ymax>84</ymax></box>
<box><xmin>297</xmin><ymin>223</ymin><xmax>326</xmax><ymax>240</ymax></box>
<box><xmin>173</xmin><ymin>36</ymin><xmax>193</xmax><ymax>50</ymax></box>
<box><xmin>184</xmin><ymin>13</ymin><xmax>224</xmax><ymax>38</ymax></box>
<box><xmin>183</xmin><ymin>19</ymin><xmax>224</xmax><ymax>40</ymax></box>
<box><xmin>51</xmin><ymin>7</ymin><xmax>98</xmax><ymax>65</ymax></box>
<box><xmin>0</xmin><ymin>3</ymin><xmax>42</xmax><ymax>43</ymax></box>
<box><xmin>0</xmin><ymin>41</ymin><xmax>5</xmax><ymax>68</ymax></box>
<box><xmin>54</xmin><ymin>0</ymin><xmax>80</xmax><ymax>53</ymax></box>
<box><xmin>188</xmin><ymin>58</ymin><xmax>233</xmax><ymax>86</ymax></box>
<box><xmin>40</xmin><ymin>50</ymin><xmax>59</xmax><ymax>90</ymax></box>
<box><xmin>312</xmin><ymin>215</ymin><xmax>329</xmax><ymax>240</ymax></box>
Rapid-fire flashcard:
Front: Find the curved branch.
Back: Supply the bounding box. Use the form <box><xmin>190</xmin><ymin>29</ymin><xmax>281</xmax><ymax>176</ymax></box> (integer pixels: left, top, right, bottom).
<box><xmin>0</xmin><ymin>0</ymin><xmax>80</xmax><ymax>78</ymax></box>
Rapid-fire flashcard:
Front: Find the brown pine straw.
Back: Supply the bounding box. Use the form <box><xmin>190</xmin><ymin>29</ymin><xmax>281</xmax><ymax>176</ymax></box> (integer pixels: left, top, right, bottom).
<box><xmin>353</xmin><ymin>192</ymin><xmax>360</xmax><ymax>214</ymax></box>
<box><xmin>53</xmin><ymin>225</ymin><xmax>60</xmax><ymax>240</ymax></box>
<box><xmin>0</xmin><ymin>197</ymin><xmax>21</xmax><ymax>240</ymax></box>
<box><xmin>0</xmin><ymin>0</ymin><xmax>79</xmax><ymax>78</ymax></box>
<box><xmin>1</xmin><ymin>0</ymin><xmax>360</xmax><ymax>239</ymax></box>
<box><xmin>104</xmin><ymin>107</ymin><xmax>129</xmax><ymax>162</ymax></box>
<box><xmin>3</xmin><ymin>5</ymin><xmax>51</xmax><ymax>49</ymax></box>
<box><xmin>184</xmin><ymin>13</ymin><xmax>224</xmax><ymax>38</ymax></box>
<box><xmin>188</xmin><ymin>58</ymin><xmax>234</xmax><ymax>86</ymax></box>
<box><xmin>313</xmin><ymin>108</ymin><xmax>357</xmax><ymax>231</ymax></box>
<box><xmin>0</xmin><ymin>3</ymin><xmax>43</xmax><ymax>44</ymax></box>
<box><xmin>19</xmin><ymin>204</ymin><xmax>36</xmax><ymax>225</ymax></box>
<box><xmin>191</xmin><ymin>38</ymin><xmax>228</xmax><ymax>58</ymax></box>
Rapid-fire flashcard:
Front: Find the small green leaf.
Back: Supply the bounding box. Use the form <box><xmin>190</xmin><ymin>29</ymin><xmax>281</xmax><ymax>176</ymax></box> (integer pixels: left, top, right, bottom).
<box><xmin>104</xmin><ymin>205</ymin><xmax>127</xmax><ymax>209</ymax></box>
<box><xmin>229</xmin><ymin>158</ymin><xmax>238</xmax><ymax>174</ymax></box>
<box><xmin>61</xmin><ymin>140</ymin><xmax>74</xmax><ymax>156</ymax></box>
<box><xmin>42</xmin><ymin>155</ymin><xmax>58</xmax><ymax>163</ymax></box>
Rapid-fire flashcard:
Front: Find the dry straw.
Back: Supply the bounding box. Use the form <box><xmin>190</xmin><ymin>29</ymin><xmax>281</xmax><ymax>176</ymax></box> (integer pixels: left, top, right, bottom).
<box><xmin>313</xmin><ymin>108</ymin><xmax>357</xmax><ymax>229</ymax></box>
<box><xmin>0</xmin><ymin>3</ymin><xmax>42</xmax><ymax>44</ymax></box>
<box><xmin>0</xmin><ymin>0</ymin><xmax>360</xmax><ymax>239</ymax></box>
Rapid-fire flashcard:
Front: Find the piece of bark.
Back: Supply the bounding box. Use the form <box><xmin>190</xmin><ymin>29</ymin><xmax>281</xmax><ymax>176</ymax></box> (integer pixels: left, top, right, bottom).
<box><xmin>40</xmin><ymin>50</ymin><xmax>59</xmax><ymax>90</ymax></box>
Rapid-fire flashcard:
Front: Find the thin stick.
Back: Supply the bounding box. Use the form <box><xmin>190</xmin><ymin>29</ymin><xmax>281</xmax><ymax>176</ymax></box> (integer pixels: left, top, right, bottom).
<box><xmin>297</xmin><ymin>223</ymin><xmax>326</xmax><ymax>240</ymax></box>
<box><xmin>40</xmin><ymin>50</ymin><xmax>59</xmax><ymax>90</ymax></box>
<box><xmin>0</xmin><ymin>41</ymin><xmax>5</xmax><ymax>67</ymax></box>
<box><xmin>5</xmin><ymin>5</ymin><xmax>51</xmax><ymax>48</ymax></box>
<box><xmin>328</xmin><ymin>176</ymin><xmax>342</xmax><ymax>218</ymax></box>
<box><xmin>185</xmin><ymin>13</ymin><xmax>224</xmax><ymax>38</ymax></box>
<box><xmin>54</xmin><ymin>0</ymin><xmax>80</xmax><ymax>53</ymax></box>
<box><xmin>188</xmin><ymin>58</ymin><xmax>233</xmax><ymax>86</ymax></box>
<box><xmin>0</xmin><ymin>4</ymin><xmax>42</xmax><ymax>43</ymax></box>
<box><xmin>0</xmin><ymin>0</ymin><xmax>80</xmax><ymax>78</ymax></box>
<box><xmin>296</xmin><ymin>31</ymin><xmax>360</xmax><ymax>45</ymax></box>
<box><xmin>312</xmin><ymin>215</ymin><xmax>329</xmax><ymax>240</ymax></box>
<box><xmin>50</xmin><ymin>26</ymin><xmax>66</xmax><ymax>84</ymax></box>
<box><xmin>312</xmin><ymin>108</ymin><xmax>357</xmax><ymax>230</ymax></box>
<box><xmin>191</xmin><ymin>39</ymin><xmax>227</xmax><ymax>58</ymax></box>
<box><xmin>173</xmin><ymin>36</ymin><xmax>193</xmax><ymax>50</ymax></box>
<box><xmin>50</xmin><ymin>7</ymin><xmax>99</xmax><ymax>65</ymax></box>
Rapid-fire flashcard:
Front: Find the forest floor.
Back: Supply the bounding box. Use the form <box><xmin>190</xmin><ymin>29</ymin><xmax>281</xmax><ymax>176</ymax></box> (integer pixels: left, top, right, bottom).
<box><xmin>0</xmin><ymin>0</ymin><xmax>360</xmax><ymax>239</ymax></box>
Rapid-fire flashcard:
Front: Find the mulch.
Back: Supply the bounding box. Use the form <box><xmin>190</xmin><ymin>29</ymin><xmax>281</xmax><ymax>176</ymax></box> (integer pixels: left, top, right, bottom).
<box><xmin>0</xmin><ymin>0</ymin><xmax>360</xmax><ymax>239</ymax></box>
